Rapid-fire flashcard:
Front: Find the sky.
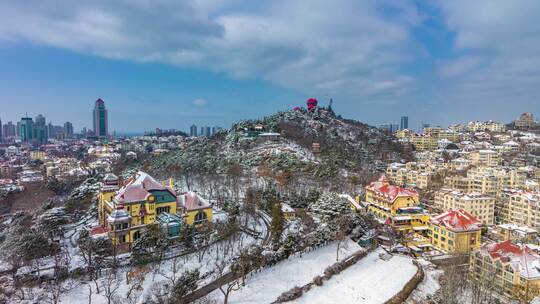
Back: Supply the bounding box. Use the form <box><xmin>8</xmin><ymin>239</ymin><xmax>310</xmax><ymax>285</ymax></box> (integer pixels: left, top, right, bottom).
<box><xmin>0</xmin><ymin>0</ymin><xmax>539</xmax><ymax>133</ymax></box>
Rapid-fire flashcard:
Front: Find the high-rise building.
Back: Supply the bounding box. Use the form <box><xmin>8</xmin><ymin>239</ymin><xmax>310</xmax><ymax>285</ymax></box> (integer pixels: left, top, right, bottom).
<box><xmin>190</xmin><ymin>124</ymin><xmax>198</xmax><ymax>137</ymax></box>
<box><xmin>205</xmin><ymin>126</ymin><xmax>211</xmax><ymax>137</ymax></box>
<box><xmin>0</xmin><ymin>117</ymin><xmax>2</xmax><ymax>143</ymax></box>
<box><xmin>33</xmin><ymin>114</ymin><xmax>48</xmax><ymax>144</ymax></box>
<box><xmin>3</xmin><ymin>121</ymin><xmax>15</xmax><ymax>138</ymax></box>
<box><xmin>400</xmin><ymin>116</ymin><xmax>409</xmax><ymax>130</ymax></box>
<box><xmin>93</xmin><ymin>98</ymin><xmax>109</xmax><ymax>139</ymax></box>
<box><xmin>19</xmin><ymin>116</ymin><xmax>34</xmax><ymax>143</ymax></box>
<box><xmin>47</xmin><ymin>122</ymin><xmax>55</xmax><ymax>139</ymax></box>
<box><xmin>379</xmin><ymin>124</ymin><xmax>399</xmax><ymax>133</ymax></box>
<box><xmin>64</xmin><ymin>121</ymin><xmax>74</xmax><ymax>139</ymax></box>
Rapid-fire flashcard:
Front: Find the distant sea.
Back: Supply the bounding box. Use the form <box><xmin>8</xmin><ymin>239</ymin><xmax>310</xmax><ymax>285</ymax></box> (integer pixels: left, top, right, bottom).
<box><xmin>114</xmin><ymin>132</ymin><xmax>145</xmax><ymax>138</ymax></box>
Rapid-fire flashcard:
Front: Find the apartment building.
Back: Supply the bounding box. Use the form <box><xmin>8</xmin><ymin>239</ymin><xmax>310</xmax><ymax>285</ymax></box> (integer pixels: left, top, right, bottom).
<box><xmin>428</xmin><ymin>208</ymin><xmax>481</xmax><ymax>254</ymax></box>
<box><xmin>501</xmin><ymin>189</ymin><xmax>540</xmax><ymax>229</ymax></box>
<box><xmin>468</xmin><ymin>149</ymin><xmax>500</xmax><ymax>167</ymax></box>
<box><xmin>470</xmin><ymin>241</ymin><xmax>540</xmax><ymax>302</ymax></box>
<box><xmin>434</xmin><ymin>188</ymin><xmax>495</xmax><ymax>225</ymax></box>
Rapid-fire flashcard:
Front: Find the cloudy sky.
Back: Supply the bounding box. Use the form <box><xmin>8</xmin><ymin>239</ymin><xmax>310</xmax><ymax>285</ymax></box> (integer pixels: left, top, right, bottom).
<box><xmin>0</xmin><ymin>0</ymin><xmax>539</xmax><ymax>133</ymax></box>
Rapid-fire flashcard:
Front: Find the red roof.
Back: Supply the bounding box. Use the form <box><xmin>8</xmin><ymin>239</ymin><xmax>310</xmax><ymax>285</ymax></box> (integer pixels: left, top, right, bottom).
<box><xmin>366</xmin><ymin>175</ymin><xmax>418</xmax><ymax>202</ymax></box>
<box><xmin>90</xmin><ymin>226</ymin><xmax>108</xmax><ymax>235</ymax></box>
<box><xmin>486</xmin><ymin>240</ymin><xmax>527</xmax><ymax>259</ymax></box>
<box><xmin>430</xmin><ymin>208</ymin><xmax>481</xmax><ymax>232</ymax></box>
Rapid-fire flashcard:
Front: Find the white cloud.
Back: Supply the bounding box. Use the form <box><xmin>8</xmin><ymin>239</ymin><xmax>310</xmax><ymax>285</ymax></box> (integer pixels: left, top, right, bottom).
<box><xmin>192</xmin><ymin>98</ymin><xmax>208</xmax><ymax>107</ymax></box>
<box><xmin>431</xmin><ymin>0</ymin><xmax>540</xmax><ymax>118</ymax></box>
<box><xmin>438</xmin><ymin>56</ymin><xmax>482</xmax><ymax>78</ymax></box>
<box><xmin>0</xmin><ymin>0</ymin><xmax>422</xmax><ymax>99</ymax></box>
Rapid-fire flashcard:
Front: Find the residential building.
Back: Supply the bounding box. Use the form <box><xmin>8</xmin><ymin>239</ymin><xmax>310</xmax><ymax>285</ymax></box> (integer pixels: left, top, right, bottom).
<box><xmin>493</xmin><ymin>224</ymin><xmax>538</xmax><ymax>243</ymax></box>
<box><xmin>364</xmin><ymin>175</ymin><xmax>430</xmax><ymax>232</ymax></box>
<box><xmin>93</xmin><ymin>98</ymin><xmax>109</xmax><ymax>139</ymax></box>
<box><xmin>468</xmin><ymin>149</ymin><xmax>500</xmax><ymax>166</ymax></box>
<box><xmin>190</xmin><ymin>124</ymin><xmax>197</xmax><ymax>137</ymax></box>
<box><xmin>503</xmin><ymin>190</ymin><xmax>540</xmax><ymax>229</ymax></box>
<box><xmin>428</xmin><ymin>208</ymin><xmax>481</xmax><ymax>254</ymax></box>
<box><xmin>98</xmin><ymin>172</ymin><xmax>179</xmax><ymax>250</ymax></box>
<box><xmin>434</xmin><ymin>189</ymin><xmax>495</xmax><ymax>225</ymax></box>
<box><xmin>470</xmin><ymin>241</ymin><xmax>540</xmax><ymax>301</ymax></box>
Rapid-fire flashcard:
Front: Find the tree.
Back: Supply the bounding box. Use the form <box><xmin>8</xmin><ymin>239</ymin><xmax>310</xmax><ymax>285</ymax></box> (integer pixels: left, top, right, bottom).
<box><xmin>101</xmin><ymin>268</ymin><xmax>121</xmax><ymax>304</ymax></box>
<box><xmin>131</xmin><ymin>224</ymin><xmax>168</xmax><ymax>266</ymax></box>
<box><xmin>308</xmin><ymin>192</ymin><xmax>350</xmax><ymax>222</ymax></box>
<box><xmin>270</xmin><ymin>200</ymin><xmax>284</xmax><ymax>248</ymax></box>
<box><xmin>78</xmin><ymin>230</ymin><xmax>114</xmax><ymax>293</ymax></box>
<box><xmin>335</xmin><ymin>215</ymin><xmax>352</xmax><ymax>261</ymax></box>
<box><xmin>170</xmin><ymin>269</ymin><xmax>200</xmax><ymax>302</ymax></box>
<box><xmin>214</xmin><ymin>261</ymin><xmax>240</xmax><ymax>304</ymax></box>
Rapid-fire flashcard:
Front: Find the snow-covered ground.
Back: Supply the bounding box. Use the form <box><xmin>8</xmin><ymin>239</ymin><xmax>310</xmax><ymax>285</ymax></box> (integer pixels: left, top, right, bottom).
<box><xmin>292</xmin><ymin>249</ymin><xmax>417</xmax><ymax>304</ymax></box>
<box><xmin>209</xmin><ymin>239</ymin><xmax>361</xmax><ymax>304</ymax></box>
<box><xmin>406</xmin><ymin>259</ymin><xmax>443</xmax><ymax>303</ymax></box>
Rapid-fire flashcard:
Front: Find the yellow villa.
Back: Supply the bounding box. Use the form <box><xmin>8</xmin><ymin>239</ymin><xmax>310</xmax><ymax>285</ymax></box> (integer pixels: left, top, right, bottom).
<box><xmin>470</xmin><ymin>241</ymin><xmax>540</xmax><ymax>301</ymax></box>
<box><xmin>98</xmin><ymin>171</ymin><xmax>179</xmax><ymax>250</ymax></box>
<box><xmin>365</xmin><ymin>175</ymin><xmax>430</xmax><ymax>232</ymax></box>
<box><xmin>428</xmin><ymin>208</ymin><xmax>481</xmax><ymax>254</ymax></box>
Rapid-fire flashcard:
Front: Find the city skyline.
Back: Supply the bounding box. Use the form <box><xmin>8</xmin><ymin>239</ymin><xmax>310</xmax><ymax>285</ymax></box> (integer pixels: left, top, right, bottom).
<box><xmin>0</xmin><ymin>1</ymin><xmax>539</xmax><ymax>132</ymax></box>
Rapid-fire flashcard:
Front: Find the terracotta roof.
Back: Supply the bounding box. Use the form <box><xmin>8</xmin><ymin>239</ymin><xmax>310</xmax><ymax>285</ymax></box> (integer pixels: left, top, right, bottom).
<box><xmin>430</xmin><ymin>208</ymin><xmax>481</xmax><ymax>232</ymax></box>
<box><xmin>366</xmin><ymin>175</ymin><xmax>418</xmax><ymax>202</ymax></box>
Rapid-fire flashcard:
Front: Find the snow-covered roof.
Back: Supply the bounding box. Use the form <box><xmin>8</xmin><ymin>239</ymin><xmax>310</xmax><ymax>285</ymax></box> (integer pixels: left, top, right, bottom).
<box><xmin>115</xmin><ymin>171</ymin><xmax>173</xmax><ymax>203</ymax></box>
<box><xmin>366</xmin><ymin>175</ymin><xmax>418</xmax><ymax>202</ymax></box>
<box><xmin>178</xmin><ymin>191</ymin><xmax>211</xmax><ymax>211</ymax></box>
<box><xmin>480</xmin><ymin>241</ymin><xmax>540</xmax><ymax>280</ymax></box>
<box><xmin>430</xmin><ymin>208</ymin><xmax>481</xmax><ymax>232</ymax></box>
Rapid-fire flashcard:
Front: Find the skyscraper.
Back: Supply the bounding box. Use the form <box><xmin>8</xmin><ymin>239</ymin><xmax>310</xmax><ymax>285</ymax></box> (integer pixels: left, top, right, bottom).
<box><xmin>3</xmin><ymin>121</ymin><xmax>15</xmax><ymax>138</ymax></box>
<box><xmin>34</xmin><ymin>114</ymin><xmax>48</xmax><ymax>144</ymax></box>
<box><xmin>400</xmin><ymin>116</ymin><xmax>409</xmax><ymax>130</ymax></box>
<box><xmin>190</xmin><ymin>124</ymin><xmax>198</xmax><ymax>137</ymax></box>
<box><xmin>0</xmin><ymin>117</ymin><xmax>2</xmax><ymax>143</ymax></box>
<box><xmin>47</xmin><ymin>122</ymin><xmax>55</xmax><ymax>139</ymax></box>
<box><xmin>93</xmin><ymin>98</ymin><xmax>108</xmax><ymax>139</ymax></box>
<box><xmin>64</xmin><ymin>121</ymin><xmax>74</xmax><ymax>139</ymax></box>
<box><xmin>19</xmin><ymin>116</ymin><xmax>33</xmax><ymax>143</ymax></box>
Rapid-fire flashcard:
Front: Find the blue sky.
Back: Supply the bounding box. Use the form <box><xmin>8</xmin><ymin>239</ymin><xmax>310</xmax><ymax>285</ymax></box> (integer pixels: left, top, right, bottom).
<box><xmin>0</xmin><ymin>0</ymin><xmax>539</xmax><ymax>133</ymax></box>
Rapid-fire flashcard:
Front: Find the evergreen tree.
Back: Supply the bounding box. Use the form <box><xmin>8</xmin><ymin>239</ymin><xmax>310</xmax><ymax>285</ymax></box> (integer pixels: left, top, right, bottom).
<box><xmin>270</xmin><ymin>200</ymin><xmax>284</xmax><ymax>247</ymax></box>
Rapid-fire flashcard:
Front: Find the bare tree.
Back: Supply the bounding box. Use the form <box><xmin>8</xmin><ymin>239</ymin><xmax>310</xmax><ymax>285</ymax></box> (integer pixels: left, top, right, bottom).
<box><xmin>101</xmin><ymin>269</ymin><xmax>121</xmax><ymax>304</ymax></box>
<box><xmin>335</xmin><ymin>215</ymin><xmax>352</xmax><ymax>261</ymax></box>
<box><xmin>214</xmin><ymin>260</ymin><xmax>241</xmax><ymax>304</ymax></box>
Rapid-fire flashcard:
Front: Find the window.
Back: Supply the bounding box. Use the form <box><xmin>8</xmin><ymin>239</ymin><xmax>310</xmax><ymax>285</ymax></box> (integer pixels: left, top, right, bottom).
<box><xmin>434</xmin><ymin>234</ymin><xmax>439</xmax><ymax>239</ymax></box>
<box><xmin>448</xmin><ymin>240</ymin><xmax>454</xmax><ymax>246</ymax></box>
<box><xmin>134</xmin><ymin>230</ymin><xmax>141</xmax><ymax>240</ymax></box>
<box><xmin>156</xmin><ymin>206</ymin><xmax>170</xmax><ymax>214</ymax></box>
<box><xmin>194</xmin><ymin>211</ymin><xmax>208</xmax><ymax>224</ymax></box>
